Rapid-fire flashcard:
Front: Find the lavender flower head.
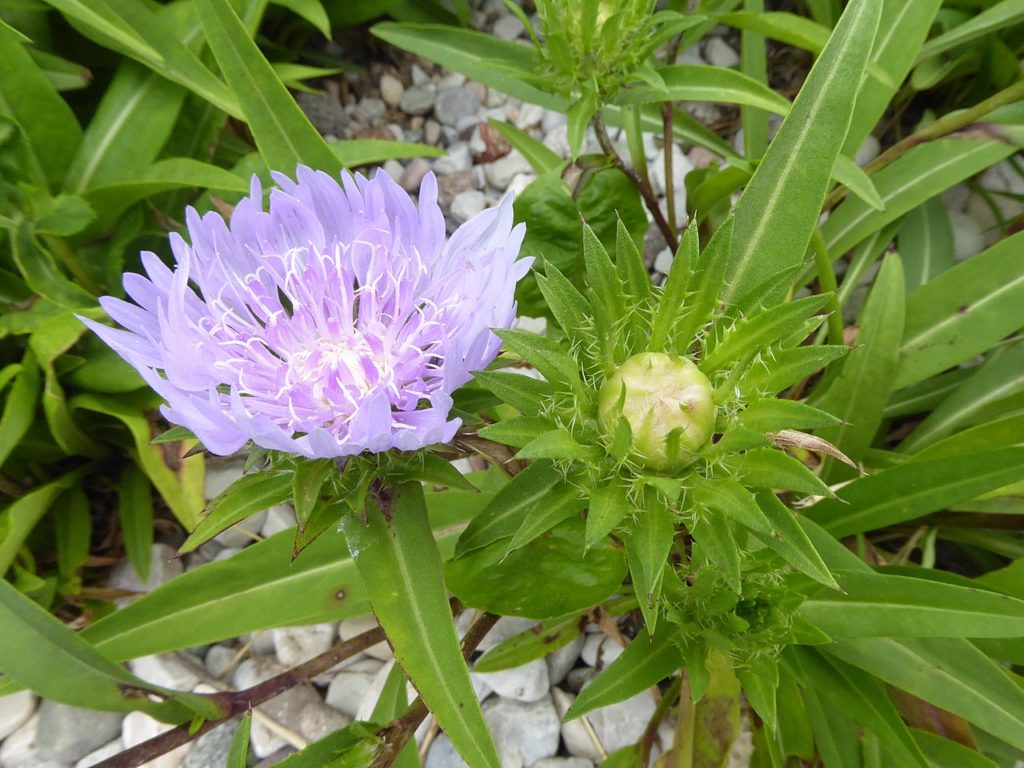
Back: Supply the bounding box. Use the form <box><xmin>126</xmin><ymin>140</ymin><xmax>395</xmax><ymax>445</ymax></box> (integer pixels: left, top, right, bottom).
<box><xmin>82</xmin><ymin>166</ymin><xmax>530</xmax><ymax>458</ymax></box>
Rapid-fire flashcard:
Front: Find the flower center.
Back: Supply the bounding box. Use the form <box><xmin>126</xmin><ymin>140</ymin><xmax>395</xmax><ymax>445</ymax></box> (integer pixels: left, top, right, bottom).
<box><xmin>287</xmin><ymin>336</ymin><xmax>374</xmax><ymax>404</ymax></box>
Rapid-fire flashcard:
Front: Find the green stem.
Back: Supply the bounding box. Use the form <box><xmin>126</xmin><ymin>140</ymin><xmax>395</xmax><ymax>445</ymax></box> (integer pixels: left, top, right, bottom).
<box><xmin>810</xmin><ymin>228</ymin><xmax>845</xmax><ymax>347</ymax></box>
<box><xmin>662</xmin><ymin>102</ymin><xmax>678</xmax><ymax>238</ymax></box>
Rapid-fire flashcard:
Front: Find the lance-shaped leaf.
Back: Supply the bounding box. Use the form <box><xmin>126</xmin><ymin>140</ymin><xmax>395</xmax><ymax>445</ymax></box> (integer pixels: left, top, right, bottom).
<box><xmin>586</xmin><ymin>480</ymin><xmax>634</xmax><ymax>550</ymax></box>
<box><xmin>624</xmin><ymin>494</ymin><xmax>675</xmax><ymax>632</ymax></box>
<box><xmin>478</xmin><ymin>416</ymin><xmax>558</xmax><ymax>449</ymax></box>
<box><xmin>736</xmin><ymin>399</ymin><xmax>841</xmax><ymax>433</ymax></box>
<box><xmin>740</xmin><ymin>345</ymin><xmax>848</xmax><ymax>397</ymax></box>
<box><xmin>724</xmin><ymin>0</ymin><xmax>882</xmax><ymax>303</ymax></box>
<box><xmin>474</xmin><ymin>615</ymin><xmax>582</xmax><ymax>673</ymax></box>
<box><xmin>898</xmin><ymin>197</ymin><xmax>956</xmax><ymax>293</ymax></box>
<box><xmin>473</xmin><ymin>370</ymin><xmax>552</xmax><ymax>416</ymax></box>
<box><xmin>179</xmin><ymin>470</ymin><xmax>292</xmax><ymax>553</ymax></box>
<box><xmin>339</xmin><ymin>482</ymin><xmax>499</xmax><ymax>768</ymax></box>
<box><xmin>565</xmin><ymin>627</ymin><xmax>682</xmax><ymax>720</ymax></box>
<box><xmin>495</xmin><ymin>328</ymin><xmax>586</xmax><ymax>396</ymax></box>
<box><xmin>725</xmin><ymin>448</ymin><xmax>833</xmax><ymax>498</ymax></box>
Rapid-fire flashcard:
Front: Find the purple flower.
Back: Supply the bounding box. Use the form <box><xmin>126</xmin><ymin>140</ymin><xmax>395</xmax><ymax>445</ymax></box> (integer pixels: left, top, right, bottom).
<box><xmin>81</xmin><ymin>167</ymin><xmax>530</xmax><ymax>458</ymax></box>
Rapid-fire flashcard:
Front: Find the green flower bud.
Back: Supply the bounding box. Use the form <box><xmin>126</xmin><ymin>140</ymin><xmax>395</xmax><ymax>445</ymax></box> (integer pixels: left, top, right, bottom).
<box><xmin>598</xmin><ymin>352</ymin><xmax>715</xmax><ymax>471</ymax></box>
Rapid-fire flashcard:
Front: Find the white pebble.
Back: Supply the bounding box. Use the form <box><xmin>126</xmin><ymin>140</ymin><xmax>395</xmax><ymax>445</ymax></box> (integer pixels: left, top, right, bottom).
<box><xmin>450</xmin><ymin>190</ymin><xmax>488</xmax><ymax>224</ymax></box>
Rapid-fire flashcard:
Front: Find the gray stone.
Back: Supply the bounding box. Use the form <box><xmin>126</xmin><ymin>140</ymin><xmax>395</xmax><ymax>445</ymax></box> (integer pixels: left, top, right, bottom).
<box><xmin>423</xmin><ymin>119</ymin><xmax>442</xmax><ymax>146</ymax></box>
<box><xmin>339</xmin><ymin>614</ymin><xmax>392</xmax><ymax>661</ymax></box>
<box><xmin>181</xmin><ymin>720</ymin><xmax>239</xmax><ymax>768</ymax></box>
<box><xmin>511</xmin><ymin>102</ymin><xmax>546</xmax><ymax>130</ymax></box>
<box><xmin>35</xmin><ymin>702</ymin><xmax>124</xmax><ymax>763</ymax></box>
<box><xmin>296</xmin><ymin>92</ymin><xmax>348</xmax><ymax>138</ymax></box>
<box><xmin>450</xmin><ymin>190</ymin><xmax>487</xmax><ymax>224</ymax></box>
<box><xmin>482</xmin><ymin>695</ymin><xmax>560</xmax><ymax>768</ymax></box>
<box><xmin>434</xmin><ymin>143</ymin><xmax>473</xmax><ymax>175</ymax></box>
<box><xmin>650</xmin><ymin>142</ymin><xmax>692</xmax><ymax>197</ymax></box>
<box><xmin>425</xmin><ymin>734</ymin><xmax>468</xmax><ymax>768</ymax></box>
<box><xmin>855</xmin><ymin>134</ymin><xmax>881</xmax><ymax>167</ymax></box>
<box><xmin>106</xmin><ymin>543</ymin><xmax>182</xmax><ymax>605</ymax></box>
<box><xmin>401</xmin><ymin>158</ymin><xmax>432</xmax><ymax>192</ymax></box>
<box><xmin>400</xmin><ymin>84</ymin><xmax>436</xmax><ymax>116</ymax></box>
<box><xmin>438</xmin><ymin>71</ymin><xmax>467</xmax><ymax>89</ymax></box>
<box><xmin>253</xmin><ymin>748</ymin><xmax>296</xmax><ymax>767</ymax></box>
<box><xmin>534</xmin><ymin>760</ymin><xmax>594</xmax><ymax>768</ymax></box>
<box><xmin>298</xmin><ymin>701</ymin><xmax>350</xmax><ymax>743</ymax></box>
<box><xmin>584</xmin><ymin>680</ymin><xmax>657</xmax><ymax>754</ymax></box>
<box><xmin>0</xmin><ymin>690</ymin><xmax>35</xmax><ymax>741</ymax></box>
<box><xmin>382</xmin><ymin>159</ymin><xmax>405</xmax><ymax>184</ymax></box>
<box><xmin>653</xmin><ymin>248</ymin><xmax>674</xmax><ymax>276</ymax></box>
<box><xmin>484</xmin><ymin>151</ymin><xmax>532</xmax><ymax>190</ymax></box>
<box><xmin>474</xmin><ymin>658</ymin><xmax>549</xmax><ymax>703</ymax></box>
<box><xmin>564</xmin><ymin>667</ymin><xmax>596</xmax><ymax>693</ymax></box>
<box><xmin>259</xmin><ymin>504</ymin><xmax>295</xmax><ymax>538</ymax></box>
<box><xmin>436</xmin><ymin>171</ymin><xmax>478</xmax><ymax>209</ymax></box>
<box><xmin>411</xmin><ymin>64</ymin><xmax>430</xmax><ymax>85</ymax></box>
<box><xmin>121</xmin><ymin>712</ymin><xmax>189</xmax><ymax>768</ymax></box>
<box><xmin>0</xmin><ymin>715</ymin><xmax>56</xmax><ymax>768</ymax></box>
<box><xmin>506</xmin><ymin>172</ymin><xmax>535</xmax><ymax>198</ymax></box>
<box><xmin>552</xmin><ymin>688</ymin><xmax>602</xmax><ymax>761</ymax></box>
<box><xmin>493</xmin><ymin>14</ymin><xmax>526</xmax><ymax>40</ymax></box>
<box><xmin>435</xmin><ymin>87</ymin><xmax>481</xmax><ymax>127</ymax></box>
<box><xmin>380</xmin><ymin>73</ymin><xmax>404</xmax><ymax>107</ymax></box>
<box><xmin>704</xmin><ymin>37</ymin><xmax>740</xmax><ymax>68</ymax></box>
<box><xmin>273</xmin><ymin>623</ymin><xmax>336</xmax><ymax>667</ymax></box>
<box><xmin>204</xmin><ymin>645</ymin><xmax>237</xmax><ymax>680</ymax></box>
<box><xmin>128</xmin><ymin>653</ymin><xmax>202</xmax><ymax>692</ymax></box>
<box><xmin>950</xmin><ymin>209</ymin><xmax>985</xmax><ymax>261</ymax></box>
<box><xmin>324</xmin><ymin>657</ymin><xmax>384</xmax><ymax>717</ymax></box>
<box><xmin>356</xmin><ymin>96</ymin><xmax>386</xmax><ymax>124</ymax></box>
<box><xmin>546</xmin><ymin>634</ymin><xmax>584</xmax><ymax>686</ymax></box>
<box><xmin>484</xmin><ymin>87</ymin><xmax>507</xmax><ymax>108</ymax></box>
<box><xmin>74</xmin><ymin>739</ymin><xmax>122</xmax><ymax>768</ymax></box>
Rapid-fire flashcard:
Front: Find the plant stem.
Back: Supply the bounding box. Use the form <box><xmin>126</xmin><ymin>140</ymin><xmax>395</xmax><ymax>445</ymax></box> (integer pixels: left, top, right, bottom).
<box><xmin>810</xmin><ymin>228</ymin><xmax>845</xmax><ymax>346</ymax></box>
<box><xmin>592</xmin><ymin>110</ymin><xmax>678</xmax><ymax>251</ymax></box>
<box><xmin>93</xmin><ymin>626</ymin><xmax>388</xmax><ymax>768</ymax></box>
<box><xmin>662</xmin><ymin>102</ymin><xmax>678</xmax><ymax>238</ymax></box>
<box><xmin>370</xmin><ymin>611</ymin><xmax>500</xmax><ymax>768</ymax></box>
<box><xmin>641</xmin><ymin>674</ymin><xmax>682</xmax><ymax>765</ymax></box>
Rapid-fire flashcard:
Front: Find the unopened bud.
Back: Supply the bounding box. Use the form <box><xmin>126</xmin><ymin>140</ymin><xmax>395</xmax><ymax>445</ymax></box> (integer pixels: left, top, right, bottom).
<box><xmin>598</xmin><ymin>352</ymin><xmax>714</xmax><ymax>471</ymax></box>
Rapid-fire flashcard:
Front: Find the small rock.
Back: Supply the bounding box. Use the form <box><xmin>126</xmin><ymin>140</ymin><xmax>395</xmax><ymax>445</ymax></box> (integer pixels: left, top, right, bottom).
<box><xmin>456</xmin><ymin>615</ymin><xmax>537</xmax><ymax>652</ymax></box>
<box><xmin>485</xmin><ymin>150</ymin><xmax>532</xmax><ymax>190</ymax></box>
<box><xmin>650</xmin><ymin>142</ymin><xmax>692</xmax><ymax>197</ymax></box>
<box><xmin>506</xmin><ymin>172</ymin><xmax>536</xmax><ymax>198</ymax></box>
<box><xmin>204</xmin><ymin>644</ymin><xmax>237</xmax><ymax>680</ymax></box>
<box><xmin>325</xmin><ymin>657</ymin><xmax>384</xmax><ymax>717</ymax></box>
<box><xmin>950</xmin><ymin>209</ymin><xmax>986</xmax><ymax>260</ymax></box>
<box><xmin>400</xmin><ymin>84</ymin><xmax>436</xmax><ymax>116</ymax></box>
<box><xmin>106</xmin><ymin>543</ymin><xmax>183</xmax><ymax>605</ymax></box>
<box><xmin>298</xmin><ymin>701</ymin><xmax>350</xmax><ymax>743</ymax></box>
<box><xmin>552</xmin><ymin>688</ymin><xmax>602</xmax><ymax>761</ymax></box>
<box><xmin>35</xmin><ymin>702</ymin><xmax>124</xmax><ymax>764</ymax></box>
<box><xmin>379</xmin><ymin>73</ymin><xmax>404</xmax><ymax>108</ymax></box>
<box><xmin>423</xmin><ymin>119</ymin><xmax>442</xmax><ymax>145</ymax></box>
<box><xmin>296</xmin><ymin>92</ymin><xmax>348</xmax><ymax>138</ymax></box>
<box><xmin>253</xmin><ymin>748</ymin><xmax>296</xmax><ymax>767</ymax></box>
<box><xmin>122</xmin><ymin>712</ymin><xmax>189</xmax><ymax>768</ymax></box>
<box><xmin>356</xmin><ymin>96</ymin><xmax>386</xmax><ymax>125</ymax></box>
<box><xmin>75</xmin><ymin>739</ymin><xmax>122</xmax><ymax>768</ymax></box>
<box><xmin>546</xmin><ymin>634</ymin><xmax>585</xmax><ymax>685</ymax></box>
<box><xmin>181</xmin><ymin>720</ymin><xmax>240</xmax><ymax>768</ymax></box>
<box><xmin>855</xmin><ymin>134</ymin><xmax>881</xmax><ymax>167</ymax></box>
<box><xmin>128</xmin><ymin>653</ymin><xmax>202</xmax><ymax>691</ymax></box>
<box><xmin>425</xmin><ymin>734</ymin><xmax>468</xmax><ymax>768</ymax></box>
<box><xmin>260</xmin><ymin>504</ymin><xmax>295</xmax><ymax>538</ymax></box>
<box><xmin>382</xmin><ymin>159</ymin><xmax>405</xmax><ymax>184</ymax></box>
<box><xmin>435</xmin><ymin>87</ymin><xmax>481</xmax><ymax>127</ymax></box>
<box><xmin>493</xmin><ymin>14</ymin><xmax>526</xmax><ymax>40</ymax></box>
<box><xmin>450</xmin><ymin>190</ymin><xmax>488</xmax><ymax>224</ymax></box>
<box><xmin>0</xmin><ymin>690</ymin><xmax>35</xmax><ymax>741</ymax></box>
<box><xmin>401</xmin><ymin>158</ymin><xmax>432</xmax><ymax>192</ymax></box>
<box><xmin>434</xmin><ymin>143</ymin><xmax>473</xmax><ymax>175</ymax></box>
<box><xmin>213</xmin><ymin>547</ymin><xmax>241</xmax><ymax>561</ymax></box>
<box><xmin>354</xmin><ymin>660</ymin><xmax>418</xmax><ymax>722</ymax></box>
<box><xmin>534</xmin><ymin>760</ymin><xmax>595</xmax><ymax>768</ymax></box>
<box><xmin>411</xmin><ymin>64</ymin><xmax>430</xmax><ymax>85</ymax></box>
<box><xmin>514</xmin><ymin>316</ymin><xmax>547</xmax><ymax>335</ymax></box>
<box><xmin>704</xmin><ymin>37</ymin><xmax>740</xmax><ymax>68</ymax></box>
<box><xmin>0</xmin><ymin>714</ymin><xmax>45</xmax><ymax>768</ymax></box>
<box><xmin>583</xmin><ymin>681</ymin><xmax>657</xmax><ymax>754</ymax></box>
<box><xmin>436</xmin><ymin>171</ymin><xmax>478</xmax><ymax>209</ymax></box>
<box><xmin>474</xmin><ymin>658</ymin><xmax>549</xmax><ymax>703</ymax></box>
<box><xmin>273</xmin><ymin>623</ymin><xmax>336</xmax><ymax>667</ymax></box>
<box><xmin>483</xmin><ymin>695</ymin><xmax>560</xmax><ymax>768</ymax></box>
<box><xmin>653</xmin><ymin>248</ymin><xmax>674</xmax><ymax>276</ymax></box>
<box><xmin>339</xmin><ymin>615</ymin><xmax>392</xmax><ymax>661</ymax></box>
<box><xmin>564</xmin><ymin>666</ymin><xmax>597</xmax><ymax>693</ymax></box>
<box><xmin>485</xmin><ymin>87</ymin><xmax>507</xmax><ymax>108</ymax></box>
<box><xmin>511</xmin><ymin>102</ymin><xmax>545</xmax><ymax>130</ymax></box>
<box><xmin>438</xmin><ymin>71</ymin><xmax>467</xmax><ymax>89</ymax></box>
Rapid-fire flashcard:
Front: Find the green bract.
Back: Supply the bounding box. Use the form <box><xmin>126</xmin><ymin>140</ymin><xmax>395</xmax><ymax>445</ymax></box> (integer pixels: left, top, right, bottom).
<box><xmin>597</xmin><ymin>352</ymin><xmax>714</xmax><ymax>471</ymax></box>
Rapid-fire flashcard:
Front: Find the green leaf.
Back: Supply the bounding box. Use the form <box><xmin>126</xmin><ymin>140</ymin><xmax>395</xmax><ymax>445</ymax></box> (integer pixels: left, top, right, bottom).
<box><xmin>54</xmin><ymin>485</ymin><xmax>90</xmax><ymax>578</ymax></box>
<box><xmin>900</xmin><ymin>339</ymin><xmax>1024</xmax><ymax>452</ymax></box>
<box><xmin>913</xmin><ymin>729</ymin><xmax>999</xmax><ymax>768</ymax></box>
<box><xmin>812</xmin><ymin>254</ymin><xmax>904</xmax><ymax>479</ymax></box>
<box><xmin>755</xmin><ymin>490</ymin><xmax>838</xmax><ymax>589</ymax></box>
<box><xmin>226</xmin><ymin>712</ymin><xmax>252</xmax><ymax>768</ymax></box>
<box><xmin>565</xmin><ymin>627</ymin><xmax>682</xmax><ymax>720</ymax></box>
<box><xmin>895</xmin><ymin>230</ymin><xmax>1024</xmax><ymax>389</ymax></box>
<box><xmin>833</xmin><ymin>155</ymin><xmax>884</xmax><ymax>211</ymax></box>
<box><xmin>534</xmin><ymin>267</ymin><xmax>591</xmax><ymax>361</ymax></box>
<box><xmin>800</xmin><ymin>570</ymin><xmax>1024</xmax><ymax>639</ymax></box>
<box><xmin>650</xmin><ymin>218</ymin><xmax>698</xmax><ymax>353</ymax></box>
<box><xmin>566</xmin><ymin>92</ymin><xmax>597</xmax><ymax>158</ymax></box>
<box><xmin>447</xmin><ymin>514</ymin><xmax>627</xmax><ymax>620</ymax></box>
<box><xmin>473</xmin><ymin>370</ymin><xmax>552</xmax><ymax>416</ymax></box>
<box><xmin>271</xmin><ymin>0</ymin><xmax>330</xmax><ymax>36</ymax></box>
<box><xmin>805</xmin><ymin>447</ymin><xmax>1024</xmax><ymax>537</ymax></box>
<box><xmin>516</xmin><ymin>428</ymin><xmax>602</xmax><ymax>462</ymax></box>
<box><xmin>736</xmin><ymin>399</ymin><xmax>841</xmax><ymax>433</ymax></box>
<box><xmin>478</xmin><ymin>416</ymin><xmax>557</xmax><ymax>450</ymax></box>
<box><xmin>504</xmin><ymin>480</ymin><xmax>587</xmax><ymax>553</ymax></box>
<box><xmin>616</xmin><ymin>64</ymin><xmax>791</xmax><ymax>116</ymax></box>
<box><xmin>0</xmin><ymin>352</ymin><xmax>40</xmax><ymax>469</ymax></box>
<box><xmin>739</xmin><ymin>345</ymin><xmax>848</xmax><ymax>396</ymax></box>
<box><xmin>822</xmin><ymin>139</ymin><xmax>1015</xmax><ymax>258</ymax></box>
<box><xmin>118</xmin><ymin>464</ymin><xmax>154</xmax><ymax>582</ymax></box>
<box><xmin>825</xmin><ymin>637</ymin><xmax>1024</xmax><ymax>751</ymax></box>
<box><xmin>196</xmin><ymin>0</ymin><xmax>341</xmax><ymax>176</ymax></box>
<box><xmin>180</xmin><ymin>470</ymin><xmax>292</xmax><ymax>553</ymax></box>
<box><xmin>10</xmin><ymin>224</ymin><xmax>95</xmax><ymax>309</ymax></box>
<box><xmin>473</xmin><ymin>614</ymin><xmax>582</xmax><ymax>673</ymax></box>
<box><xmin>719</xmin><ymin>11</ymin><xmax>830</xmax><ymax>55</ymax></box>
<box><xmin>582</xmin><ymin>221</ymin><xmax>626</xmax><ymax>369</ymax></box>
<box><xmin>735</xmin><ymin>656</ymin><xmax>779</xmax><ymax>733</ymax></box>
<box><xmin>339</xmin><ymin>482</ymin><xmax>499</xmax><ymax>768</ymax></box>
<box><xmin>0</xmin><ymin>578</ymin><xmax>218</xmax><ymax>721</ymax></box>
<box><xmin>586</xmin><ymin>480</ymin><xmax>634</xmax><ymax>550</ymax></box>
<box><xmin>723</xmin><ymin>0</ymin><xmax>882</xmax><ymax>303</ymax></box>
<box><xmin>0</xmin><ymin>37</ymin><xmax>82</xmax><ymax>190</ymax></box>
<box><xmin>291</xmin><ymin>458</ymin><xmax>334</xmax><ymax>527</ymax></box>
<box><xmin>329</xmin><ymin>138</ymin><xmax>444</xmax><ymax>167</ymax></box>
<box><xmin>725</xmin><ymin>448</ymin><xmax>833</xmax><ymax>498</ymax></box>
<box><xmin>701</xmin><ymin>294</ymin><xmax>830</xmax><ymax>374</ymax></box>
<box><xmin>495</xmin><ymin>328</ymin><xmax>584</xmax><ymax>395</ymax></box>
<box><xmin>897</xmin><ymin>198</ymin><xmax>956</xmax><ymax>293</ymax></box>
<box><xmin>624</xmin><ymin>495</ymin><xmax>674</xmax><ymax>632</ymax></box>
<box><xmin>918</xmin><ymin>0</ymin><xmax>1024</xmax><ymax>60</ymax></box>
<box><xmin>789</xmin><ymin>646</ymin><xmax>928</xmax><ymax>768</ymax></box>
<box><xmin>0</xmin><ymin>469</ymin><xmax>87</xmax><ymax>576</ymax></box>
<box><xmin>456</xmin><ymin>461</ymin><xmax>571</xmax><ymax>556</ymax></box>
